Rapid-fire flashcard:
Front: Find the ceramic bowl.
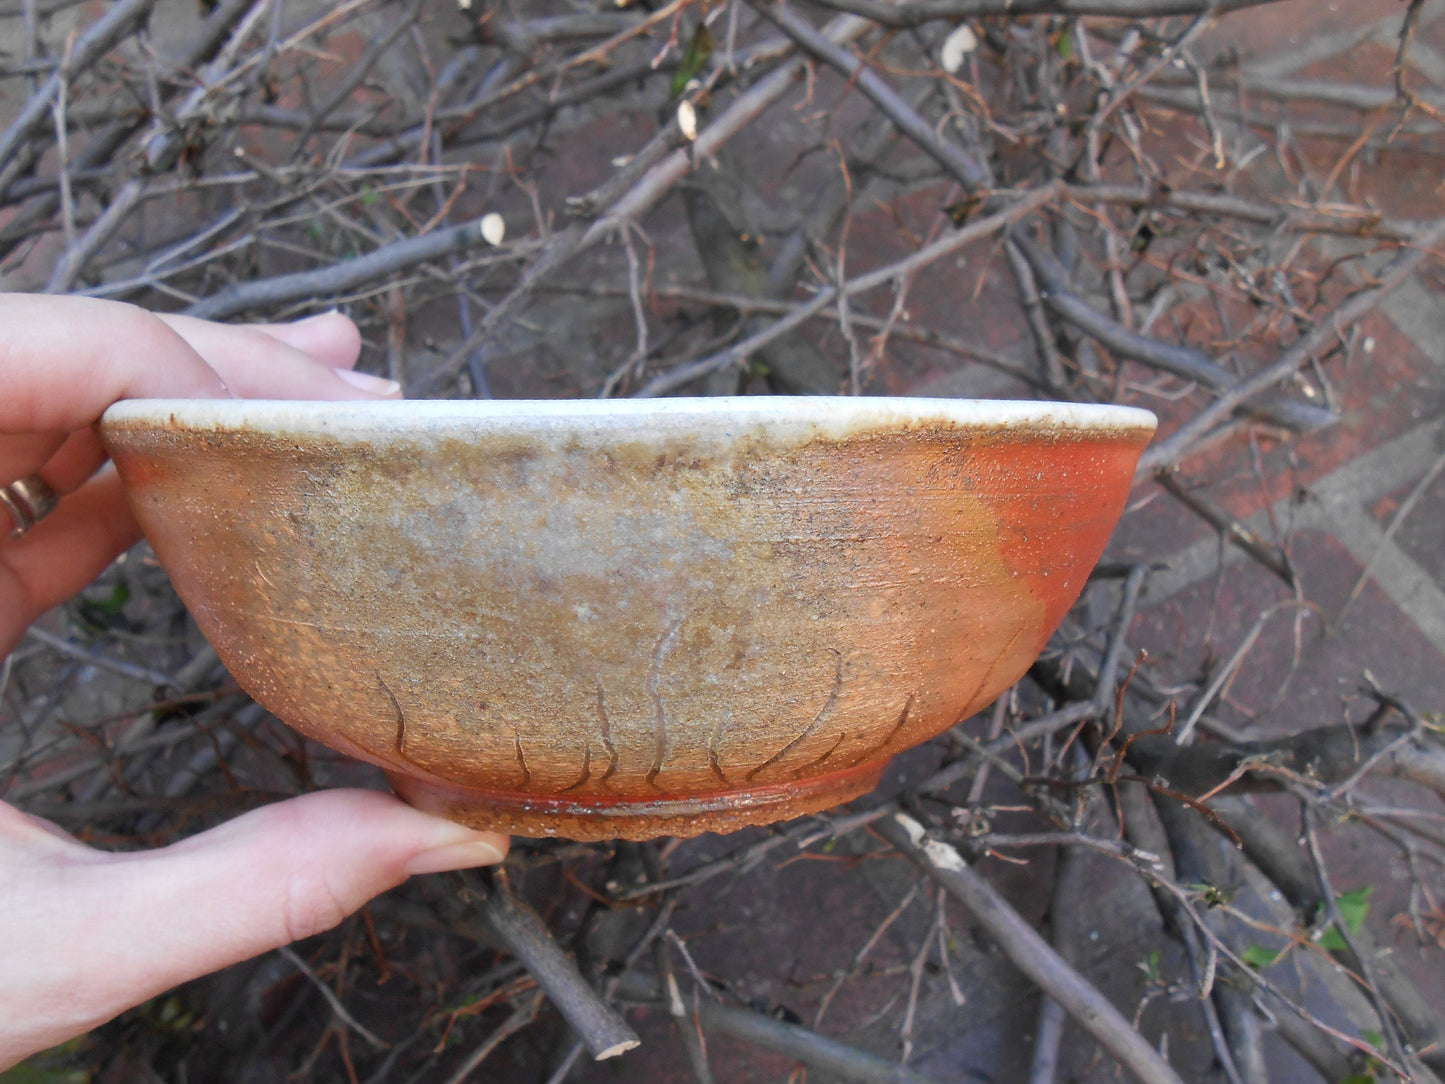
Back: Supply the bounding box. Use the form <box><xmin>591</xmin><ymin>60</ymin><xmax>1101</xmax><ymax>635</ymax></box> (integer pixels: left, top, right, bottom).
<box><xmin>100</xmin><ymin>397</ymin><xmax>1154</xmax><ymax>840</ymax></box>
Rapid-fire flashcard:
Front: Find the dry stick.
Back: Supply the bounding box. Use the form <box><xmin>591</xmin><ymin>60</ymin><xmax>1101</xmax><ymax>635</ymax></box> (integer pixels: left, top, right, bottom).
<box><xmin>43</xmin><ymin>0</ymin><xmax>275</xmax><ymax>293</ymax></box>
<box><xmin>276</xmin><ymin>945</ymin><xmax>387</xmax><ymax>1052</ymax></box>
<box><xmin>875</xmin><ymin>813</ymin><xmax>1188</xmax><ymax>1084</ymax></box>
<box><xmin>180</xmin><ymin>219</ymin><xmax>523</xmax><ymax>321</ymax></box>
<box><xmin>476</xmin><ymin>869</ymin><xmax>639</xmax><ymax>1061</ymax></box>
<box><xmin>753</xmin><ymin>0</ymin><xmax>993</xmax><ymax>193</ymax></box>
<box><xmin>409</xmin><ymin>13</ymin><xmax>875</xmax><ymax>398</ymax></box>
<box><xmin>634</xmin><ymin>184</ymin><xmax>1061</xmax><ymax>396</ymax></box>
<box><xmin>1025</xmin><ymin>831</ymin><xmax>1085</xmax><ymax>1084</ymax></box>
<box><xmin>1063</xmin><ymin>182</ymin><xmax>1425</xmax><ymax>243</ymax></box>
<box><xmin>588</xmin><ymin>283</ymin><xmax>1048</xmax><ymax>389</ymax></box>
<box><xmin>1004</xmin><ymin>237</ymin><xmax>1069</xmax><ymax>392</ymax></box>
<box><xmin>0</xmin><ymin>0</ymin><xmax>157</xmax><ymax>188</ymax></box>
<box><xmin>22</xmin><ymin>626</ymin><xmax>184</xmax><ymax>690</ymax></box>
<box><xmin>757</xmin><ymin>0</ymin><xmax>1334</xmax><ymax>434</ymax></box>
<box><xmin>1155</xmin><ymin>470</ymin><xmax>1297</xmax><ymax>588</ymax></box>
<box><xmin>1142</xmin><ymin>70</ymin><xmax>1445</xmax><ymax>115</ymax></box>
<box><xmin>441</xmin><ymin>989</ymin><xmax>546</xmax><ymax>1084</ymax></box>
<box><xmin>814</xmin><ymin>880</ymin><xmax>922</xmax><ymax>1028</ymax></box>
<box><xmin>653</xmin><ymin>941</ymin><xmax>718</xmax><ymax>1084</ymax></box>
<box><xmin>1301</xmin><ymin>806</ymin><xmax>1416</xmax><ymax>1076</ymax></box>
<box><xmin>796</xmin><ymin>0</ymin><xmax>1281</xmax><ymax>23</ymax></box>
<box><xmin>1174</xmin><ymin>600</ymin><xmax>1310</xmax><ymax>744</ymax></box>
<box><xmin>1211</xmin><ymin>794</ymin><xmax>1445</xmax><ymax>1076</ymax></box>
<box><xmin>612</xmin><ymin>972</ymin><xmax>943</xmax><ymax>1084</ymax></box>
<box><xmin>543</xmin><ymin>892</ymin><xmax>681</xmax><ymax>1084</ymax></box>
<box><xmin>1137</xmin><ymin>214</ymin><xmax>1445</xmax><ymax>477</ymax></box>
<box><xmin>1009</xmin><ymin>232</ymin><xmax>1337</xmax><ymax>433</ymax></box>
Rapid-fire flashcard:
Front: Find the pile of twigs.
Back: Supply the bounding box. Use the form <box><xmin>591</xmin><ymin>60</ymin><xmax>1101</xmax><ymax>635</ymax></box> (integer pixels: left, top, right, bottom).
<box><xmin>4</xmin><ymin>0</ymin><xmax>1445</xmax><ymax>1080</ymax></box>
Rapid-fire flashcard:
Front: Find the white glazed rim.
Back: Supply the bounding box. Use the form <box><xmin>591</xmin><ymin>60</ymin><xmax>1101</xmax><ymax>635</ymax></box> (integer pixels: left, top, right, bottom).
<box><xmin>102</xmin><ymin>396</ymin><xmax>1156</xmax><ymax>441</ymax></box>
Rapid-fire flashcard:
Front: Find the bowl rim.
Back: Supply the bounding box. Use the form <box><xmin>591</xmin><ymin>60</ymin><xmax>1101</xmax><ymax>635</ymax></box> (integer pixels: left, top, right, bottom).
<box><xmin>101</xmin><ymin>396</ymin><xmax>1156</xmax><ymax>440</ymax></box>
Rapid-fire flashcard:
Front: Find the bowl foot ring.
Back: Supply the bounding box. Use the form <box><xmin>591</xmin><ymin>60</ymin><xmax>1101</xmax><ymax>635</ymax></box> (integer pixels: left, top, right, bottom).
<box><xmin>387</xmin><ymin>759</ymin><xmax>890</xmax><ymax>841</ymax></box>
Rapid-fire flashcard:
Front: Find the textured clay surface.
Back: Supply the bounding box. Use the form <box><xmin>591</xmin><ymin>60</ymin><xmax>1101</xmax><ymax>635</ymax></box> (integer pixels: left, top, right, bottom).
<box><xmin>101</xmin><ymin>405</ymin><xmax>1152</xmax><ymax>839</ymax></box>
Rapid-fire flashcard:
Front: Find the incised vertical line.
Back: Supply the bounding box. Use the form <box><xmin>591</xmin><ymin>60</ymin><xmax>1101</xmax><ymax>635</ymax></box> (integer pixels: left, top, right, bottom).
<box><xmin>563</xmin><ymin>744</ymin><xmax>592</xmax><ymax>793</ymax></box>
<box><xmin>748</xmin><ymin>648</ymin><xmax>843</xmax><ymax>781</ymax></box>
<box><xmin>596</xmin><ymin>679</ymin><xmax>619</xmax><ymax>788</ymax></box>
<box><xmin>379</xmin><ymin>673</ymin><xmax>408</xmax><ymax>758</ymax></box>
<box><xmin>708</xmin><ymin>710</ymin><xmax>732</xmax><ymax>785</ymax></box>
<box><xmin>512</xmin><ymin>727</ymin><xmax>532</xmax><ymax>790</ymax></box>
<box><xmin>844</xmin><ymin>689</ymin><xmax>914</xmax><ymax>768</ymax></box>
<box><xmin>645</xmin><ymin>618</ymin><xmax>684</xmax><ymax>790</ymax></box>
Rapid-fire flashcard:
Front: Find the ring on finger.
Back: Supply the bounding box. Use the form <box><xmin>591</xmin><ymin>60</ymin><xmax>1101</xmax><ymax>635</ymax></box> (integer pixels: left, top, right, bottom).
<box><xmin>1</xmin><ymin>474</ymin><xmax>59</xmax><ymax>539</ymax></box>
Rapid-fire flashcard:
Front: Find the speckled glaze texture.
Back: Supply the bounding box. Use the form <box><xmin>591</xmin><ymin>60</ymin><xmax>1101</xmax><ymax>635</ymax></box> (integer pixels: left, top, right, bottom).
<box><xmin>100</xmin><ymin>398</ymin><xmax>1155</xmax><ymax>840</ymax></box>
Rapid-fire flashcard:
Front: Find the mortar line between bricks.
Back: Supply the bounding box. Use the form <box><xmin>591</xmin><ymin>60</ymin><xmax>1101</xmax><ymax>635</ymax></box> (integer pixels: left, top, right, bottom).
<box><xmin>1315</xmin><ymin>232</ymin><xmax>1445</xmax><ymax>372</ymax></box>
<box><xmin>1139</xmin><ymin>416</ymin><xmax>1445</xmax><ymax>656</ymax></box>
<box><xmin>1318</xmin><ymin>502</ymin><xmax>1445</xmax><ymax>652</ymax></box>
<box><xmin>1241</xmin><ymin>0</ymin><xmax>1445</xmax><ymax>80</ymax></box>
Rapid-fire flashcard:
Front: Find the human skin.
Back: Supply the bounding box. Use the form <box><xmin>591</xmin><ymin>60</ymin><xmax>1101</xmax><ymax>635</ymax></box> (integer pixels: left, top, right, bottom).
<box><xmin>0</xmin><ymin>296</ymin><xmax>509</xmax><ymax>1069</ymax></box>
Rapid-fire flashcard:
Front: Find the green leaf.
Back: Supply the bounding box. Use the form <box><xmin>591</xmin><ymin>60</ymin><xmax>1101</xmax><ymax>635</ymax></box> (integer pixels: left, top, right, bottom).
<box><xmin>0</xmin><ymin>1068</ymin><xmax>90</xmax><ymax>1084</ymax></box>
<box><xmin>1054</xmin><ymin>31</ymin><xmax>1073</xmax><ymax>60</ymax></box>
<box><xmin>1338</xmin><ymin>1076</ymin><xmax>1376</xmax><ymax>1084</ymax></box>
<box><xmin>1336</xmin><ymin>886</ymin><xmax>1373</xmax><ymax>934</ymax></box>
<box><xmin>1363</xmin><ymin>1028</ymin><xmax>1384</xmax><ymax>1050</ymax></box>
<box><xmin>1317</xmin><ymin>886</ymin><xmax>1372</xmax><ymax>951</ymax></box>
<box><xmin>89</xmin><ymin>581</ymin><xmax>130</xmax><ymax>614</ymax></box>
<box><xmin>1135</xmin><ymin>948</ymin><xmax>1162</xmax><ymax>982</ymax></box>
<box><xmin>670</xmin><ymin>23</ymin><xmax>714</xmax><ymax>98</ymax></box>
<box><xmin>1241</xmin><ymin>944</ymin><xmax>1283</xmax><ymax>970</ymax></box>
<box><xmin>0</xmin><ymin>1039</ymin><xmax>91</xmax><ymax>1084</ymax></box>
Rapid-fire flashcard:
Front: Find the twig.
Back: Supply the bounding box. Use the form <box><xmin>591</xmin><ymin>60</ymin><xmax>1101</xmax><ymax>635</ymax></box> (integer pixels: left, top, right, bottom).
<box><xmin>614</xmin><ymin>971</ymin><xmax>944</xmax><ymax>1084</ymax></box>
<box><xmin>1301</xmin><ymin>806</ymin><xmax>1415</xmax><ymax>1074</ymax></box>
<box><xmin>1155</xmin><ymin>470</ymin><xmax>1297</xmax><ymax>588</ymax></box>
<box><xmin>751</xmin><ymin>0</ymin><xmax>993</xmax><ymax>193</ymax></box>
<box><xmin>634</xmin><ymin>183</ymin><xmax>1061</xmax><ymax>396</ymax></box>
<box><xmin>876</xmin><ymin>813</ymin><xmax>1188</xmax><ymax>1084</ymax></box>
<box><xmin>475</xmin><ymin>868</ymin><xmax>640</xmax><ymax>1061</ymax></box>
<box><xmin>441</xmin><ymin>989</ymin><xmax>546</xmax><ymax>1084</ymax></box>
<box><xmin>1026</xmin><ymin>840</ymin><xmax>1082</xmax><ymax>1084</ymax></box>
<box><xmin>181</xmin><ymin>217</ymin><xmax>523</xmax><ymax>321</ymax></box>
<box><xmin>22</xmin><ymin>626</ymin><xmax>184</xmax><ymax>691</ymax></box>
<box><xmin>0</xmin><ymin>0</ymin><xmax>158</xmax><ymax>190</ymax></box>
<box><xmin>1062</xmin><ymin>182</ymin><xmax>1425</xmax><ymax>242</ymax></box>
<box><xmin>1010</xmin><ymin>231</ymin><xmax>1336</xmax><ymax>433</ymax></box>
<box><xmin>277</xmin><ymin>944</ymin><xmax>387</xmax><ymax>1052</ymax></box>
<box><xmin>1138</xmin><ymin>215</ymin><xmax>1445</xmax><ymax>475</ymax></box>
<box><xmin>797</xmin><ymin>0</ymin><xmax>1279</xmax><ymax>23</ymax></box>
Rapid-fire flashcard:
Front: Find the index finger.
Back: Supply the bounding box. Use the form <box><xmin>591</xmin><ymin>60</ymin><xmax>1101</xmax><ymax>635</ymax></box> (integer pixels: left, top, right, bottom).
<box><xmin>0</xmin><ymin>295</ymin><xmax>229</xmax><ymax>436</ymax></box>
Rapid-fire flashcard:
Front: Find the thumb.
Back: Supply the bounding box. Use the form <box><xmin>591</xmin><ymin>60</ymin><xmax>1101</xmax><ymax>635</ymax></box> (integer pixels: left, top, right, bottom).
<box><xmin>0</xmin><ymin>790</ymin><xmax>506</xmax><ymax>1066</ymax></box>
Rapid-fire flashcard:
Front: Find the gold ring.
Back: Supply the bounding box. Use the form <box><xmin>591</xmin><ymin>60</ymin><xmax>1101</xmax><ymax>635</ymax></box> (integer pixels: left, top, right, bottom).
<box><xmin>1</xmin><ymin>474</ymin><xmax>59</xmax><ymax>538</ymax></box>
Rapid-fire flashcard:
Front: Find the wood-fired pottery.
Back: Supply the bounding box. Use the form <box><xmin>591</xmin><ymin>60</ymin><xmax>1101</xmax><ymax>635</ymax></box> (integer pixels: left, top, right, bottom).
<box><xmin>100</xmin><ymin>397</ymin><xmax>1155</xmax><ymax>840</ymax></box>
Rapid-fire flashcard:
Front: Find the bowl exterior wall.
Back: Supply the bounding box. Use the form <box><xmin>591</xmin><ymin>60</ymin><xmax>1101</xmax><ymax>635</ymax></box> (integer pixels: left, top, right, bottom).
<box><xmin>103</xmin><ymin>410</ymin><xmax>1149</xmax><ymax>838</ymax></box>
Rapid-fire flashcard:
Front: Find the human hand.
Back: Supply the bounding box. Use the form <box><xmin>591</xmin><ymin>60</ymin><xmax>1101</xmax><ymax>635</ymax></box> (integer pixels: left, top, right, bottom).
<box><xmin>0</xmin><ymin>295</ymin><xmax>508</xmax><ymax>1069</ymax></box>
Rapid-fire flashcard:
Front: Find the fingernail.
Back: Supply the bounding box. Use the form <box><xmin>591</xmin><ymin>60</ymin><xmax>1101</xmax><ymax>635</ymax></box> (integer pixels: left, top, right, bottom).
<box><xmin>405</xmin><ymin>837</ymin><xmax>508</xmax><ymax>876</ymax></box>
<box><xmin>335</xmin><ymin>368</ymin><xmax>402</xmax><ymax>396</ymax></box>
<box><xmin>297</xmin><ymin>308</ymin><xmax>341</xmax><ymax>324</ymax></box>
